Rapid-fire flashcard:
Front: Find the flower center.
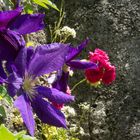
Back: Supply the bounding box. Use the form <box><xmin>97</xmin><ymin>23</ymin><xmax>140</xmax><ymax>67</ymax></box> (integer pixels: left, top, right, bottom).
<box><xmin>91</xmin><ymin>81</ymin><xmax>101</xmax><ymax>87</ymax></box>
<box><xmin>23</xmin><ymin>74</ymin><xmax>37</xmax><ymax>100</ymax></box>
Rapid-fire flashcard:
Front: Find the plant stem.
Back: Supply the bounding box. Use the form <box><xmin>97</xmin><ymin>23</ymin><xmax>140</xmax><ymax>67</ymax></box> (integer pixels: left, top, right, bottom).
<box><xmin>71</xmin><ymin>78</ymin><xmax>86</xmax><ymax>92</ymax></box>
<box><xmin>51</xmin><ymin>0</ymin><xmax>64</xmax><ymax>42</ymax></box>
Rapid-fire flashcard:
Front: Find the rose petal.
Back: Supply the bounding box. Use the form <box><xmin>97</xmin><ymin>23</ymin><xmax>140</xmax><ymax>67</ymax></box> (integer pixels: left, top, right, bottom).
<box><xmin>102</xmin><ymin>65</ymin><xmax>116</xmax><ymax>85</ymax></box>
<box><xmin>85</xmin><ymin>68</ymin><xmax>103</xmax><ymax>83</ymax></box>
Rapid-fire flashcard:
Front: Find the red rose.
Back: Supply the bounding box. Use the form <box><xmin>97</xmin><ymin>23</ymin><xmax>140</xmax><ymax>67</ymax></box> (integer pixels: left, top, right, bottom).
<box><xmin>85</xmin><ymin>49</ymin><xmax>116</xmax><ymax>85</ymax></box>
<box><xmin>102</xmin><ymin>65</ymin><xmax>116</xmax><ymax>85</ymax></box>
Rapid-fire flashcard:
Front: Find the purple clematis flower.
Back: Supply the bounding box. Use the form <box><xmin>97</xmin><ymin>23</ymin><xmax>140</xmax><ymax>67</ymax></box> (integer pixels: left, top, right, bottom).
<box><xmin>52</xmin><ymin>39</ymin><xmax>97</xmax><ymax>108</ymax></box>
<box><xmin>55</xmin><ymin>39</ymin><xmax>97</xmax><ymax>88</ymax></box>
<box><xmin>0</xmin><ymin>7</ymin><xmax>44</xmax><ymax>34</ymax></box>
<box><xmin>53</xmin><ymin>71</ymin><xmax>69</xmax><ymax>93</ymax></box>
<box><xmin>0</xmin><ymin>7</ymin><xmax>45</xmax><ymax>80</ymax></box>
<box><xmin>52</xmin><ymin>39</ymin><xmax>97</xmax><ymax>91</ymax></box>
<box><xmin>7</xmin><ymin>43</ymin><xmax>74</xmax><ymax>136</ymax></box>
<box><xmin>66</xmin><ymin>38</ymin><xmax>97</xmax><ymax>70</ymax></box>
<box><xmin>52</xmin><ymin>71</ymin><xmax>70</xmax><ymax>109</ymax></box>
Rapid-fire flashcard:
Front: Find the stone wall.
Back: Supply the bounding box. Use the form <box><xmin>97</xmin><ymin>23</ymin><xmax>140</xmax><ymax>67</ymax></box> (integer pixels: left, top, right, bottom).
<box><xmin>64</xmin><ymin>0</ymin><xmax>140</xmax><ymax>140</ymax></box>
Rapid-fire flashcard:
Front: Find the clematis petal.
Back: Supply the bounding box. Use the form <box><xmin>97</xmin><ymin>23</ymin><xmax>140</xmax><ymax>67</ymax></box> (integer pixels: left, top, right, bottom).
<box><xmin>0</xmin><ymin>77</ymin><xmax>6</xmax><ymax>84</ymax></box>
<box><xmin>0</xmin><ymin>7</ymin><xmax>22</xmax><ymax>29</ymax></box>
<box><xmin>28</xmin><ymin>43</ymin><xmax>69</xmax><ymax>77</ymax></box>
<box><xmin>52</xmin><ymin>71</ymin><xmax>69</xmax><ymax>92</ymax></box>
<box><xmin>6</xmin><ymin>47</ymin><xmax>33</xmax><ymax>77</ymax></box>
<box><xmin>16</xmin><ymin>0</ymin><xmax>20</xmax><ymax>7</ymax></box>
<box><xmin>52</xmin><ymin>72</ymin><xmax>71</xmax><ymax>110</ymax></box>
<box><xmin>4</xmin><ymin>29</ymin><xmax>25</xmax><ymax>48</ymax></box>
<box><xmin>15</xmin><ymin>48</ymin><xmax>27</xmax><ymax>77</ymax></box>
<box><xmin>0</xmin><ymin>30</ymin><xmax>25</xmax><ymax>61</ymax></box>
<box><xmin>37</xmin><ymin>86</ymin><xmax>74</xmax><ymax>104</ymax></box>
<box><xmin>9</xmin><ymin>14</ymin><xmax>45</xmax><ymax>35</ymax></box>
<box><xmin>14</xmin><ymin>94</ymin><xmax>35</xmax><ymax>136</ymax></box>
<box><xmin>6</xmin><ymin>61</ymin><xmax>14</xmax><ymax>74</ymax></box>
<box><xmin>31</xmin><ymin>95</ymin><xmax>66</xmax><ymax>128</ymax></box>
<box><xmin>66</xmin><ymin>38</ymin><xmax>89</xmax><ymax>62</ymax></box>
<box><xmin>67</xmin><ymin>60</ymin><xmax>97</xmax><ymax>69</ymax></box>
<box><xmin>7</xmin><ymin>72</ymin><xmax>22</xmax><ymax>97</ymax></box>
<box><xmin>27</xmin><ymin>47</ymin><xmax>34</xmax><ymax>64</ymax></box>
<box><xmin>0</xmin><ymin>61</ymin><xmax>7</xmax><ymax>80</ymax></box>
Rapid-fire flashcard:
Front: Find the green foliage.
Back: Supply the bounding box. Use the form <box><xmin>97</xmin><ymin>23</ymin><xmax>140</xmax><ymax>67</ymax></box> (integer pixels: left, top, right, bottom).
<box><xmin>0</xmin><ymin>105</ymin><xmax>6</xmax><ymax>118</ymax></box>
<box><xmin>42</xmin><ymin>125</ymin><xmax>79</xmax><ymax>140</ymax></box>
<box><xmin>0</xmin><ymin>85</ymin><xmax>12</xmax><ymax>104</ymax></box>
<box><xmin>32</xmin><ymin>0</ymin><xmax>59</xmax><ymax>11</ymax></box>
<box><xmin>0</xmin><ymin>124</ymin><xmax>36</xmax><ymax>140</ymax></box>
<box><xmin>24</xmin><ymin>3</ymin><xmax>34</xmax><ymax>14</ymax></box>
<box><xmin>1</xmin><ymin>0</ymin><xmax>59</xmax><ymax>13</ymax></box>
<box><xmin>0</xmin><ymin>0</ymin><xmax>14</xmax><ymax>10</ymax></box>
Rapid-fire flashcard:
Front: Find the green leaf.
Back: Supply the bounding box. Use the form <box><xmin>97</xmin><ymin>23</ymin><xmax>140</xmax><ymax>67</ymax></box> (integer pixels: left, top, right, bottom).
<box><xmin>0</xmin><ymin>125</ymin><xmax>37</xmax><ymax>140</ymax></box>
<box><xmin>0</xmin><ymin>85</ymin><xmax>12</xmax><ymax>104</ymax></box>
<box><xmin>14</xmin><ymin>131</ymin><xmax>26</xmax><ymax>139</ymax></box>
<box><xmin>44</xmin><ymin>0</ymin><xmax>60</xmax><ymax>11</ymax></box>
<box><xmin>0</xmin><ymin>86</ymin><xmax>7</xmax><ymax>96</ymax></box>
<box><xmin>32</xmin><ymin>0</ymin><xmax>59</xmax><ymax>11</ymax></box>
<box><xmin>0</xmin><ymin>106</ymin><xmax>6</xmax><ymax>118</ymax></box>
<box><xmin>20</xmin><ymin>135</ymin><xmax>37</xmax><ymax>140</ymax></box>
<box><xmin>4</xmin><ymin>94</ymin><xmax>12</xmax><ymax>105</ymax></box>
<box><xmin>32</xmin><ymin>0</ymin><xmax>49</xmax><ymax>9</ymax></box>
<box><xmin>0</xmin><ymin>124</ymin><xmax>15</xmax><ymax>140</ymax></box>
<box><xmin>24</xmin><ymin>4</ymin><xmax>34</xmax><ymax>14</ymax></box>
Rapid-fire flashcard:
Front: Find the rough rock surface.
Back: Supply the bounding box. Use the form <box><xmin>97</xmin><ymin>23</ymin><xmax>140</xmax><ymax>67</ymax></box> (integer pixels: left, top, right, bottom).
<box><xmin>63</xmin><ymin>0</ymin><xmax>140</xmax><ymax>140</ymax></box>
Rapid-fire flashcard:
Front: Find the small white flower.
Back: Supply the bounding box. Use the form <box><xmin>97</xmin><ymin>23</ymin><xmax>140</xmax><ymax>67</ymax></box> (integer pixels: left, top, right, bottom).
<box><xmin>62</xmin><ymin>106</ymin><xmax>76</xmax><ymax>117</ymax></box>
<box><xmin>61</xmin><ymin>26</ymin><xmax>76</xmax><ymax>38</ymax></box>
<box><xmin>79</xmin><ymin>102</ymin><xmax>90</xmax><ymax>111</ymax></box>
